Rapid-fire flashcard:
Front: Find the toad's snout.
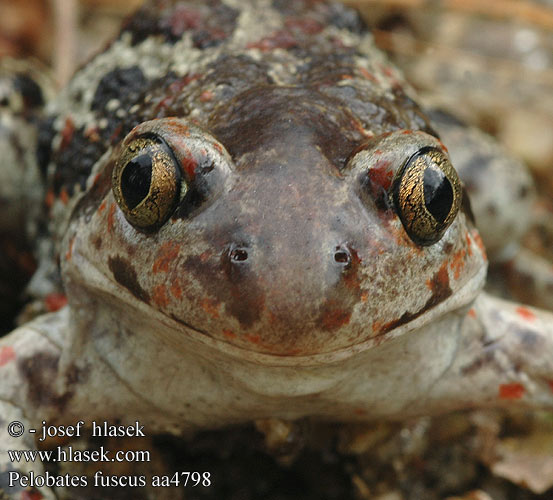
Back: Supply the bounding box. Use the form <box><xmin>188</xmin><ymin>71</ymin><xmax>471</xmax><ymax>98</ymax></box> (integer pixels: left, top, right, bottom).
<box><xmin>211</xmin><ymin>225</ymin><xmax>365</xmax><ymax>346</ymax></box>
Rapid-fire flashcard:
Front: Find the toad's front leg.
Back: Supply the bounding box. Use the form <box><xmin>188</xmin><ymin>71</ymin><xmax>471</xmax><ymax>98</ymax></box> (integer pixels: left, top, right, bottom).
<box><xmin>0</xmin><ymin>399</ymin><xmax>57</xmax><ymax>499</ymax></box>
<box><xmin>421</xmin><ymin>292</ymin><xmax>553</xmax><ymax>413</ymax></box>
<box><xmin>0</xmin><ymin>308</ymin><xmax>145</xmax><ymax>499</ymax></box>
<box><xmin>0</xmin><ymin>312</ymin><xmax>65</xmax><ymax>499</ymax></box>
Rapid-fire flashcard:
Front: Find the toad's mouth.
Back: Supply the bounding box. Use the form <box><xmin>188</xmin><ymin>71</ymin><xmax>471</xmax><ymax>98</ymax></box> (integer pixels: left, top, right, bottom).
<box><xmin>75</xmin><ymin>252</ymin><xmax>487</xmax><ymax>367</ymax></box>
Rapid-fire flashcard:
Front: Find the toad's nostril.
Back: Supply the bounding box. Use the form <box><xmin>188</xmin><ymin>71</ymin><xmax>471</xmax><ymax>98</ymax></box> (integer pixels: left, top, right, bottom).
<box><xmin>334</xmin><ymin>246</ymin><xmax>351</xmax><ymax>266</ymax></box>
<box><xmin>230</xmin><ymin>248</ymin><xmax>249</xmax><ymax>262</ymax></box>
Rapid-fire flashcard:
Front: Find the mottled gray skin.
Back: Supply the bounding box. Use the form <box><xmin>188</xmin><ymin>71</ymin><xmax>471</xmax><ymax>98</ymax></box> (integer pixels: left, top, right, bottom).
<box><xmin>1</xmin><ymin>1</ymin><xmax>553</xmax><ymax>499</ymax></box>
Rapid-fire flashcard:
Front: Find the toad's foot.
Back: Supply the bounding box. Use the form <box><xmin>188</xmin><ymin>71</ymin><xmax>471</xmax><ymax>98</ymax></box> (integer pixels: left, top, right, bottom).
<box><xmin>0</xmin><ymin>401</ymin><xmax>57</xmax><ymax>500</ymax></box>
<box><xmin>0</xmin><ymin>321</ymin><xmax>61</xmax><ymax>500</ymax></box>
<box><xmin>423</xmin><ymin>292</ymin><xmax>553</xmax><ymax>413</ymax></box>
<box><xmin>0</xmin><ymin>309</ymin><xmax>156</xmax><ymax>500</ymax></box>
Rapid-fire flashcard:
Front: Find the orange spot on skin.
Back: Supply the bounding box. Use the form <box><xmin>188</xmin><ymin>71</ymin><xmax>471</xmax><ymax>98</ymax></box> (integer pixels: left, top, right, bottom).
<box><xmin>369</xmin><ymin>159</ymin><xmax>394</xmax><ymax>190</ymax></box>
<box><xmin>245</xmin><ymin>334</ymin><xmax>261</xmax><ymax>344</ymax></box>
<box><xmin>427</xmin><ymin>261</ymin><xmax>449</xmax><ymax>292</ymax></box>
<box><xmin>152</xmin><ymin>285</ymin><xmax>169</xmax><ymax>308</ymax></box>
<box><xmin>168</xmin><ymin>116</ymin><xmax>189</xmax><ymax>128</ymax></box>
<box><xmin>107</xmin><ymin>203</ymin><xmax>116</xmax><ymax>233</ymax></box>
<box><xmin>499</xmin><ymin>383</ymin><xmax>525</xmax><ymax>400</ymax></box>
<box><xmin>59</xmin><ymin>188</ymin><xmax>69</xmax><ymax>205</ymax></box>
<box><xmin>0</xmin><ymin>346</ymin><xmax>15</xmax><ymax>366</ymax></box>
<box><xmin>170</xmin><ymin>283</ymin><xmax>182</xmax><ymax>300</ymax></box>
<box><xmin>180</xmin><ymin>156</ymin><xmax>197</xmax><ymax>180</ymax></box>
<box><xmin>199</xmin><ymin>90</ymin><xmax>214</xmax><ymax>102</ymax></box>
<box><xmin>350</xmin><ymin>117</ymin><xmax>371</xmax><ymax>138</ymax></box>
<box><xmin>45</xmin><ymin>293</ymin><xmax>67</xmax><ymax>312</ymax></box>
<box><xmin>21</xmin><ymin>490</ymin><xmax>44</xmax><ymax>500</ymax></box>
<box><xmin>354</xmin><ymin>408</ymin><xmax>367</xmax><ymax>416</ymax></box>
<box><xmin>548</xmin><ymin>380</ymin><xmax>553</xmax><ymax>393</ymax></box>
<box><xmin>45</xmin><ymin>189</ymin><xmax>55</xmax><ymax>209</ymax></box>
<box><xmin>153</xmin><ymin>242</ymin><xmax>181</xmax><ymax>273</ymax></box>
<box><xmin>199</xmin><ymin>251</ymin><xmax>211</xmax><ymax>263</ymax></box>
<box><xmin>98</xmin><ymin>200</ymin><xmax>107</xmax><ymax>214</ymax></box>
<box><xmin>223</xmin><ymin>329</ymin><xmax>237</xmax><ymax>340</ymax></box>
<box><xmin>342</xmin><ymin>249</ymin><xmax>362</xmax><ymax>291</ymax></box>
<box><xmin>392</xmin><ymin>223</ymin><xmax>423</xmax><ymax>253</ymax></box>
<box><xmin>284</xmin><ymin>17</ymin><xmax>324</xmax><ymax>35</ymax></box>
<box><xmin>359</xmin><ymin>67</ymin><xmax>376</xmax><ymax>82</ymax></box>
<box><xmin>60</xmin><ymin>117</ymin><xmax>75</xmax><ymax>151</ymax></box>
<box><xmin>472</xmin><ymin>231</ymin><xmax>487</xmax><ymax>261</ymax></box>
<box><xmin>468</xmin><ymin>308</ymin><xmax>477</xmax><ymax>318</ymax></box>
<box><xmin>516</xmin><ymin>306</ymin><xmax>535</xmax><ymax>321</ymax></box>
<box><xmin>465</xmin><ymin>233</ymin><xmax>473</xmax><ymax>256</ymax></box>
<box><xmin>65</xmin><ymin>236</ymin><xmax>75</xmax><ymax>261</ymax></box>
<box><xmin>321</xmin><ymin>308</ymin><xmax>351</xmax><ymax>330</ymax></box>
<box><xmin>361</xmin><ymin>291</ymin><xmax>368</xmax><ymax>302</ymax></box>
<box><xmin>247</xmin><ymin>30</ymin><xmax>297</xmax><ymax>51</ymax></box>
<box><xmin>201</xmin><ymin>298</ymin><xmax>220</xmax><ymax>318</ymax></box>
<box><xmin>371</xmin><ymin>320</ymin><xmax>384</xmax><ymax>333</ymax></box>
<box><xmin>450</xmin><ymin>248</ymin><xmax>466</xmax><ymax>280</ymax></box>
<box><xmin>84</xmin><ymin>125</ymin><xmax>101</xmax><ymax>142</ymax></box>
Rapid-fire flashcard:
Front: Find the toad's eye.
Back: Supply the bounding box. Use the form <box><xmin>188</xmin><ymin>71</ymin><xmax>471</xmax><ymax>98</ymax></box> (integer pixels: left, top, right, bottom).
<box><xmin>393</xmin><ymin>147</ymin><xmax>462</xmax><ymax>246</ymax></box>
<box><xmin>112</xmin><ymin>135</ymin><xmax>186</xmax><ymax>230</ymax></box>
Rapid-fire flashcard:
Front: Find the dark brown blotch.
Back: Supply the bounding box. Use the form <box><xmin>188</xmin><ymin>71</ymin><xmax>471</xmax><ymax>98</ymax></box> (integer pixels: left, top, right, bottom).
<box><xmin>460</xmin><ymin>350</ymin><xmax>496</xmax><ymax>376</ymax></box>
<box><xmin>426</xmin><ymin>262</ymin><xmax>453</xmax><ymax>307</ymax></box>
<box><xmin>183</xmin><ymin>248</ymin><xmax>266</xmax><ymax>329</ymax></box>
<box><xmin>108</xmin><ymin>255</ymin><xmax>150</xmax><ymax>303</ymax></box>
<box><xmin>460</xmin><ymin>188</ymin><xmax>476</xmax><ymax>224</ymax></box>
<box><xmin>317</xmin><ymin>300</ymin><xmax>352</xmax><ymax>331</ymax></box>
<box><xmin>17</xmin><ymin>353</ymin><xmax>86</xmax><ymax>410</ymax></box>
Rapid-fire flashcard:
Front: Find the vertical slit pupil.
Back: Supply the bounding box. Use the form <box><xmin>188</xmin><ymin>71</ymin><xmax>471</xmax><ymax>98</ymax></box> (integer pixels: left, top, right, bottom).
<box><xmin>423</xmin><ymin>165</ymin><xmax>453</xmax><ymax>224</ymax></box>
<box><xmin>121</xmin><ymin>154</ymin><xmax>153</xmax><ymax>210</ymax></box>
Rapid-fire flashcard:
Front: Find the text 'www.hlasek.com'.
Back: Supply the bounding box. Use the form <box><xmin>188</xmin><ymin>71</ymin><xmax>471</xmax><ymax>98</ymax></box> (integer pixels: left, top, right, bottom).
<box><xmin>4</xmin><ymin>420</ymin><xmax>212</xmax><ymax>489</ymax></box>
